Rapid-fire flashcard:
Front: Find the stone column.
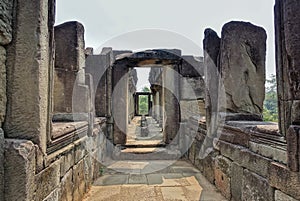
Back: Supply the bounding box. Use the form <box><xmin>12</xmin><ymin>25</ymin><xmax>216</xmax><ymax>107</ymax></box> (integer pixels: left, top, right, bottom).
<box><xmin>5</xmin><ymin>0</ymin><xmax>53</xmax><ymax>153</ymax></box>
<box><xmin>53</xmin><ymin>21</ymin><xmax>88</xmax><ymax>116</ymax></box>
<box><xmin>86</xmin><ymin>54</ymin><xmax>109</xmax><ymax>117</ymax></box>
<box><xmin>219</xmin><ymin>21</ymin><xmax>266</xmax><ymax>121</ymax></box>
<box><xmin>275</xmin><ymin>0</ymin><xmax>300</xmax><ymax>171</ymax></box>
<box><xmin>112</xmin><ymin>64</ymin><xmax>129</xmax><ymax>145</ymax></box>
<box><xmin>163</xmin><ymin>65</ymin><xmax>180</xmax><ymax>144</ymax></box>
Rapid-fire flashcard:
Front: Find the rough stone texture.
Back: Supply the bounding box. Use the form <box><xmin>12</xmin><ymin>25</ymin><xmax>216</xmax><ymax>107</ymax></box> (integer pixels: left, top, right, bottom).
<box><xmin>203</xmin><ymin>28</ymin><xmax>221</xmax><ymax>154</ymax></box>
<box><xmin>275</xmin><ymin>0</ymin><xmax>300</xmax><ymax>135</ymax></box>
<box><xmin>5</xmin><ymin>0</ymin><xmax>51</xmax><ymax>153</ymax></box>
<box><xmin>269</xmin><ymin>162</ymin><xmax>300</xmax><ymax>200</ymax></box>
<box><xmin>55</xmin><ymin>21</ymin><xmax>85</xmax><ymax>71</ymax></box>
<box><xmin>286</xmin><ymin>125</ymin><xmax>300</xmax><ymax>171</ymax></box>
<box><xmin>214</xmin><ymin>156</ymin><xmax>232</xmax><ymax>199</ymax></box>
<box><xmin>242</xmin><ymin>169</ymin><xmax>274</xmax><ymax>201</ymax></box>
<box><xmin>60</xmin><ymin>149</ymin><xmax>75</xmax><ymax>176</ymax></box>
<box><xmin>180</xmin><ymin>100</ymin><xmax>205</xmax><ymax>121</ymax></box>
<box><xmin>0</xmin><ymin>0</ymin><xmax>13</xmax><ymax>45</ymax></box>
<box><xmin>4</xmin><ymin>139</ymin><xmax>36</xmax><ymax>201</ymax></box>
<box><xmin>249</xmin><ymin>141</ymin><xmax>287</xmax><ymax>165</ymax></box>
<box><xmin>163</xmin><ymin>66</ymin><xmax>180</xmax><ymax>144</ymax></box>
<box><xmin>0</xmin><ymin>46</ymin><xmax>6</xmax><ymax>127</ymax></box>
<box><xmin>231</xmin><ymin>162</ymin><xmax>243</xmax><ymax>201</ymax></box>
<box><xmin>0</xmin><ymin>129</ymin><xmax>3</xmax><ymax>200</ymax></box>
<box><xmin>43</xmin><ymin>188</ymin><xmax>60</xmax><ymax>201</ymax></box>
<box><xmin>180</xmin><ymin>77</ymin><xmax>205</xmax><ymax>100</ymax></box>
<box><xmin>73</xmin><ymin>160</ymin><xmax>86</xmax><ymax>201</ymax></box>
<box><xmin>54</xmin><ymin>21</ymin><xmax>87</xmax><ymax>114</ymax></box>
<box><xmin>275</xmin><ymin>190</ymin><xmax>298</xmax><ymax>201</ymax></box>
<box><xmin>61</xmin><ymin>169</ymin><xmax>73</xmax><ymax>201</ymax></box>
<box><xmin>180</xmin><ymin>55</ymin><xmax>204</xmax><ymax>77</ymax></box>
<box><xmin>219</xmin><ymin>21</ymin><xmax>266</xmax><ymax>117</ymax></box>
<box><xmin>112</xmin><ymin>64</ymin><xmax>129</xmax><ymax>144</ymax></box>
<box><xmin>35</xmin><ymin>160</ymin><xmax>60</xmax><ymax>201</ymax></box>
<box><xmin>85</xmin><ymin>54</ymin><xmax>109</xmax><ymax>117</ymax></box>
<box><xmin>218</xmin><ymin>140</ymin><xmax>271</xmax><ymax>177</ymax></box>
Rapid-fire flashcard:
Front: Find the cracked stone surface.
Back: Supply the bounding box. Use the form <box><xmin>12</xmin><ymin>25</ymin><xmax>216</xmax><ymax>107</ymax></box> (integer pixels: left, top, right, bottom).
<box><xmin>219</xmin><ymin>21</ymin><xmax>266</xmax><ymax>116</ymax></box>
<box><xmin>83</xmin><ymin>160</ymin><xmax>227</xmax><ymax>201</ymax></box>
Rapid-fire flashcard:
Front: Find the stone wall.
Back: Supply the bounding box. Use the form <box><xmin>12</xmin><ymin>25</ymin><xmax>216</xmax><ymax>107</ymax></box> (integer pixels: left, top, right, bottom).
<box><xmin>185</xmin><ymin>117</ymin><xmax>300</xmax><ymax>201</ymax></box>
<box><xmin>4</xmin><ymin>119</ymin><xmax>107</xmax><ymax>201</ymax></box>
<box><xmin>0</xmin><ymin>0</ymin><xmax>13</xmax><ymax>197</ymax></box>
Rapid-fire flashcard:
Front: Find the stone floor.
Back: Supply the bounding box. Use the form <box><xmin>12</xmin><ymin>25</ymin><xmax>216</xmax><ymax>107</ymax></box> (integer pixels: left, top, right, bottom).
<box><xmin>83</xmin><ymin>160</ymin><xmax>227</xmax><ymax>201</ymax></box>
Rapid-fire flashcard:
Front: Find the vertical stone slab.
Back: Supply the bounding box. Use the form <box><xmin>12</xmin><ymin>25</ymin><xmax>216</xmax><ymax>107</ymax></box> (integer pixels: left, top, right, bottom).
<box><xmin>5</xmin><ymin>0</ymin><xmax>52</xmax><ymax>152</ymax></box>
<box><xmin>275</xmin><ymin>0</ymin><xmax>300</xmax><ymax>135</ymax></box>
<box><xmin>0</xmin><ymin>47</ymin><xmax>6</xmax><ymax>128</ymax></box>
<box><xmin>4</xmin><ymin>140</ymin><xmax>36</xmax><ymax>201</ymax></box>
<box><xmin>286</xmin><ymin>126</ymin><xmax>300</xmax><ymax>171</ymax></box>
<box><xmin>163</xmin><ymin>65</ymin><xmax>180</xmax><ymax>144</ymax></box>
<box><xmin>0</xmin><ymin>129</ymin><xmax>4</xmax><ymax>200</ymax></box>
<box><xmin>202</xmin><ymin>29</ymin><xmax>221</xmax><ymax>156</ymax></box>
<box><xmin>219</xmin><ymin>21</ymin><xmax>266</xmax><ymax>119</ymax></box>
<box><xmin>53</xmin><ymin>21</ymin><xmax>86</xmax><ymax>114</ymax></box>
<box><xmin>112</xmin><ymin>64</ymin><xmax>128</xmax><ymax>144</ymax></box>
<box><xmin>86</xmin><ymin>54</ymin><xmax>108</xmax><ymax>117</ymax></box>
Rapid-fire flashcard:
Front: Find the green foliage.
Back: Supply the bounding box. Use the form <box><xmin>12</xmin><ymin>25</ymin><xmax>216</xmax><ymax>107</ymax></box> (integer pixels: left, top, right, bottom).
<box><xmin>138</xmin><ymin>87</ymin><xmax>150</xmax><ymax>115</ymax></box>
<box><xmin>263</xmin><ymin>74</ymin><xmax>278</xmax><ymax>122</ymax></box>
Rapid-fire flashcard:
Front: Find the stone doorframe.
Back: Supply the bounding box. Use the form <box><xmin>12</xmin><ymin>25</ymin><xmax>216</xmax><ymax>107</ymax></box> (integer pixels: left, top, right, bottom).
<box><xmin>111</xmin><ymin>49</ymin><xmax>182</xmax><ymax>145</ymax></box>
<box><xmin>134</xmin><ymin>92</ymin><xmax>152</xmax><ymax>116</ymax></box>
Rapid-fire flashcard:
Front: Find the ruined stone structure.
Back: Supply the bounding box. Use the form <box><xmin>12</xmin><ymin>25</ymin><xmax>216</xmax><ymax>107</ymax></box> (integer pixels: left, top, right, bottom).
<box><xmin>0</xmin><ymin>0</ymin><xmax>300</xmax><ymax>201</ymax></box>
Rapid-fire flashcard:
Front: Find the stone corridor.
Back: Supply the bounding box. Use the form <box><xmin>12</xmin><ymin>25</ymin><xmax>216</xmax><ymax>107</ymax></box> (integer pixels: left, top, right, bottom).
<box><xmin>83</xmin><ymin>160</ymin><xmax>226</xmax><ymax>201</ymax></box>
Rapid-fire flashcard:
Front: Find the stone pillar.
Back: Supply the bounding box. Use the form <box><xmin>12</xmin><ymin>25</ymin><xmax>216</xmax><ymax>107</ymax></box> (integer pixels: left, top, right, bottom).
<box><xmin>163</xmin><ymin>65</ymin><xmax>180</xmax><ymax>144</ymax></box>
<box><xmin>112</xmin><ymin>64</ymin><xmax>129</xmax><ymax>145</ymax></box>
<box><xmin>86</xmin><ymin>54</ymin><xmax>109</xmax><ymax>117</ymax></box>
<box><xmin>219</xmin><ymin>21</ymin><xmax>266</xmax><ymax>121</ymax></box>
<box><xmin>203</xmin><ymin>28</ymin><xmax>220</xmax><ymax>136</ymax></box>
<box><xmin>5</xmin><ymin>0</ymin><xmax>53</xmax><ymax>153</ymax></box>
<box><xmin>275</xmin><ymin>0</ymin><xmax>300</xmax><ymax>171</ymax></box>
<box><xmin>155</xmin><ymin>91</ymin><xmax>160</xmax><ymax>121</ymax></box>
<box><xmin>53</xmin><ymin>21</ymin><xmax>87</xmax><ymax>115</ymax></box>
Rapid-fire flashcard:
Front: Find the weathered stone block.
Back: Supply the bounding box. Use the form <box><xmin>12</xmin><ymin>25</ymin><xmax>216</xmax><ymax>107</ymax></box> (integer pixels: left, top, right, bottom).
<box><xmin>35</xmin><ymin>160</ymin><xmax>60</xmax><ymax>201</ymax></box>
<box><xmin>275</xmin><ymin>190</ymin><xmax>298</xmax><ymax>201</ymax></box>
<box><xmin>287</xmin><ymin>125</ymin><xmax>300</xmax><ymax>171</ymax></box>
<box><xmin>218</xmin><ymin>140</ymin><xmax>271</xmax><ymax>177</ymax></box>
<box><xmin>4</xmin><ymin>139</ymin><xmax>36</xmax><ymax>201</ymax></box>
<box><xmin>43</xmin><ymin>188</ymin><xmax>60</xmax><ymax>201</ymax></box>
<box><xmin>74</xmin><ymin>142</ymin><xmax>86</xmax><ymax>164</ymax></box>
<box><xmin>0</xmin><ymin>0</ymin><xmax>13</xmax><ymax>45</ymax></box>
<box><xmin>55</xmin><ymin>21</ymin><xmax>85</xmax><ymax>71</ymax></box>
<box><xmin>242</xmin><ymin>169</ymin><xmax>274</xmax><ymax>201</ymax></box>
<box><xmin>0</xmin><ymin>46</ymin><xmax>6</xmax><ymax>127</ymax></box>
<box><xmin>84</xmin><ymin>154</ymin><xmax>94</xmax><ymax>191</ymax></box>
<box><xmin>219</xmin><ymin>21</ymin><xmax>266</xmax><ymax>116</ymax></box>
<box><xmin>61</xmin><ymin>169</ymin><xmax>73</xmax><ymax>201</ymax></box>
<box><xmin>214</xmin><ymin>156</ymin><xmax>232</xmax><ymax>199</ymax></box>
<box><xmin>73</xmin><ymin>160</ymin><xmax>86</xmax><ymax>201</ymax></box>
<box><xmin>231</xmin><ymin>162</ymin><xmax>243</xmax><ymax>201</ymax></box>
<box><xmin>180</xmin><ymin>77</ymin><xmax>205</xmax><ymax>101</ymax></box>
<box><xmin>60</xmin><ymin>149</ymin><xmax>75</xmax><ymax>176</ymax></box>
<box><xmin>249</xmin><ymin>141</ymin><xmax>287</xmax><ymax>165</ymax></box>
<box><xmin>5</xmin><ymin>0</ymin><xmax>52</xmax><ymax>153</ymax></box>
<box><xmin>0</xmin><ymin>129</ymin><xmax>3</xmax><ymax>199</ymax></box>
<box><xmin>269</xmin><ymin>162</ymin><xmax>300</xmax><ymax>200</ymax></box>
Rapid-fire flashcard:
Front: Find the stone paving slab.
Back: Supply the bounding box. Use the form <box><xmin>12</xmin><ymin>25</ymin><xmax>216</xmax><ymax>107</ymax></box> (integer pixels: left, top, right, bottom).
<box><xmin>83</xmin><ymin>160</ymin><xmax>227</xmax><ymax>201</ymax></box>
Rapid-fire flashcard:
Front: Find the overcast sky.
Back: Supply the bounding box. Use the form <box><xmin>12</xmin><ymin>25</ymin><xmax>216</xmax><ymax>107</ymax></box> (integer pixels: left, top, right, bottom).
<box><xmin>56</xmin><ymin>0</ymin><xmax>276</xmax><ymax>89</ymax></box>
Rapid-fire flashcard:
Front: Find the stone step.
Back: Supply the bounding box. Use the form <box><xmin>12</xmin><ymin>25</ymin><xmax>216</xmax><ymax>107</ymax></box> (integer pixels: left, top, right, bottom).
<box><xmin>112</xmin><ymin>147</ymin><xmax>181</xmax><ymax>160</ymax></box>
<box><xmin>125</xmin><ymin>140</ymin><xmax>165</xmax><ymax>148</ymax></box>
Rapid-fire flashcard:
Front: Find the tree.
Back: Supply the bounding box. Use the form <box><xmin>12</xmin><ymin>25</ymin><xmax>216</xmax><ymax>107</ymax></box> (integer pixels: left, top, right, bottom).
<box><xmin>139</xmin><ymin>87</ymin><xmax>150</xmax><ymax>115</ymax></box>
<box><xmin>263</xmin><ymin>74</ymin><xmax>278</xmax><ymax>122</ymax></box>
